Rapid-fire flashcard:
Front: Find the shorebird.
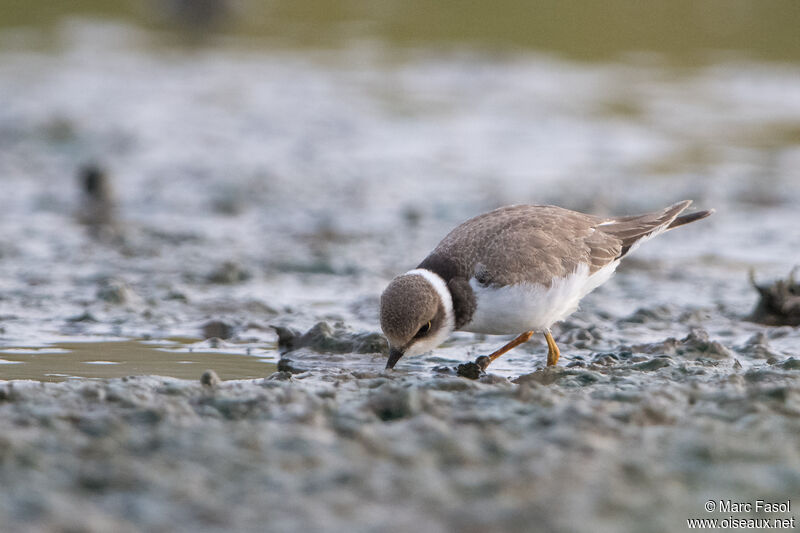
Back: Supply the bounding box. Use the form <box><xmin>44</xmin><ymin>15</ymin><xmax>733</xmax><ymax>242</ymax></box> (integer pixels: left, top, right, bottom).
<box><xmin>380</xmin><ymin>200</ymin><xmax>713</xmax><ymax>371</ymax></box>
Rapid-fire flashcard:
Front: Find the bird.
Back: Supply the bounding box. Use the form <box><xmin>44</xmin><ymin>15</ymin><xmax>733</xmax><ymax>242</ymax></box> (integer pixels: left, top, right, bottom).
<box><xmin>380</xmin><ymin>200</ymin><xmax>714</xmax><ymax>371</ymax></box>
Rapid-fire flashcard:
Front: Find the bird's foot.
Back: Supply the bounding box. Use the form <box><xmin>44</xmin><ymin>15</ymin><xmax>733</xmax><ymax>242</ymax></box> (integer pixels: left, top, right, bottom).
<box><xmin>455</xmin><ymin>355</ymin><xmax>491</xmax><ymax>379</ymax></box>
<box><xmin>544</xmin><ymin>329</ymin><xmax>561</xmax><ymax>366</ymax></box>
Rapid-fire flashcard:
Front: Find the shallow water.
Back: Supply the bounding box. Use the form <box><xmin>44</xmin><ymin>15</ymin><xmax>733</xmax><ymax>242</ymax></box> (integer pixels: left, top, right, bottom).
<box><xmin>0</xmin><ymin>339</ymin><xmax>277</xmax><ymax>381</ymax></box>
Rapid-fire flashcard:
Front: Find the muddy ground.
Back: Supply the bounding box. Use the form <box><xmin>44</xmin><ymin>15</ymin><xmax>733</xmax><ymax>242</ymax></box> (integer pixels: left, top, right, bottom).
<box><xmin>1</xmin><ymin>19</ymin><xmax>799</xmax><ymax>533</ymax></box>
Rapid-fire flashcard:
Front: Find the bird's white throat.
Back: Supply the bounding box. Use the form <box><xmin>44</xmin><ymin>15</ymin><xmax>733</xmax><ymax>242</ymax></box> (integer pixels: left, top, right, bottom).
<box><xmin>403</xmin><ymin>268</ymin><xmax>455</xmax><ymax>357</ymax></box>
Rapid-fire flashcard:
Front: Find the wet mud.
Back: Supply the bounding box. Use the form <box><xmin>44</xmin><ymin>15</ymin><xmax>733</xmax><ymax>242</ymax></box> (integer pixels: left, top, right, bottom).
<box><xmin>2</xmin><ymin>364</ymin><xmax>799</xmax><ymax>532</ymax></box>
<box><xmin>1</xmin><ymin>18</ymin><xmax>799</xmax><ymax>533</ymax></box>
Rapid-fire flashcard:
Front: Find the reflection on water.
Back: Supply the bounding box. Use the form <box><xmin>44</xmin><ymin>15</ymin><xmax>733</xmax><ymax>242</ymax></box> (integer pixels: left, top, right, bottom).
<box><xmin>0</xmin><ymin>340</ymin><xmax>277</xmax><ymax>381</ymax></box>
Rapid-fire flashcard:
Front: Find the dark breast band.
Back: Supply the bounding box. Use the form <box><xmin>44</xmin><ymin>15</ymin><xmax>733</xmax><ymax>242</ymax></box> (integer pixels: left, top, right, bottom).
<box><xmin>418</xmin><ymin>254</ymin><xmax>477</xmax><ymax>330</ymax></box>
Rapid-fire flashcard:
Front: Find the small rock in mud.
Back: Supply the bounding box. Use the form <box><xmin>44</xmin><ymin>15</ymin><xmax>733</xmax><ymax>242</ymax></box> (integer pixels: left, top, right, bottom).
<box><xmin>202</xmin><ymin>320</ymin><xmax>235</xmax><ymax>340</ymax></box>
<box><xmin>749</xmin><ymin>270</ymin><xmax>800</xmax><ymax>326</ymax></box>
<box><xmin>276</xmin><ymin>358</ymin><xmax>310</xmax><ymax>374</ymax></box>
<box><xmin>207</xmin><ymin>261</ymin><xmax>251</xmax><ymax>284</ymax></box>
<box><xmin>200</xmin><ymin>369</ymin><xmax>221</xmax><ymax>387</ymax></box>
<box><xmin>272</xmin><ymin>322</ymin><xmax>388</xmax><ymax>355</ymax></box>
<box><xmin>456</xmin><ymin>355</ymin><xmax>491</xmax><ymax>379</ymax></box>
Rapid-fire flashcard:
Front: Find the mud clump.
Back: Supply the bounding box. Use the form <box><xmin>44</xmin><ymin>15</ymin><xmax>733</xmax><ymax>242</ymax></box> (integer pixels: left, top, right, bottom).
<box><xmin>273</xmin><ymin>322</ymin><xmax>388</xmax><ymax>355</ymax></box>
<box><xmin>456</xmin><ymin>362</ymin><xmax>482</xmax><ymax>379</ymax></box>
<box><xmin>200</xmin><ymin>369</ymin><xmax>221</xmax><ymax>387</ymax></box>
<box><xmin>736</xmin><ymin>332</ymin><xmax>778</xmax><ymax>360</ymax></box>
<box><xmin>67</xmin><ymin>311</ymin><xmax>98</xmax><ymax>323</ymax></box>
<box><xmin>514</xmin><ymin>367</ymin><xmax>602</xmax><ymax>387</ymax></box>
<box><xmin>632</xmin><ymin>328</ymin><xmax>731</xmax><ymax>359</ymax></box>
<box><xmin>780</xmin><ymin>358</ymin><xmax>800</xmax><ymax>370</ymax></box>
<box><xmin>456</xmin><ymin>355</ymin><xmax>491</xmax><ymax>379</ymax></box>
<box><xmin>620</xmin><ymin>305</ymin><xmax>673</xmax><ymax>324</ymax></box>
<box><xmin>202</xmin><ymin>320</ymin><xmax>235</xmax><ymax>340</ymax></box>
<box><xmin>680</xmin><ymin>328</ymin><xmax>732</xmax><ymax>359</ymax></box>
<box><xmin>276</xmin><ymin>358</ymin><xmax>310</xmax><ymax>374</ymax></box>
<box><xmin>207</xmin><ymin>261</ymin><xmax>251</xmax><ymax>284</ymax></box>
<box><xmin>749</xmin><ymin>270</ymin><xmax>800</xmax><ymax>327</ymax></box>
<box><xmin>631</xmin><ymin>356</ymin><xmax>673</xmax><ymax>371</ymax></box>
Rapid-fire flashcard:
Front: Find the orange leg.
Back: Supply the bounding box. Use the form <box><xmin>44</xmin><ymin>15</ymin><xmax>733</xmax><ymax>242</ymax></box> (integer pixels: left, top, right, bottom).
<box><xmin>544</xmin><ymin>329</ymin><xmax>560</xmax><ymax>366</ymax></box>
<box><xmin>476</xmin><ymin>331</ymin><xmax>534</xmax><ymax>370</ymax></box>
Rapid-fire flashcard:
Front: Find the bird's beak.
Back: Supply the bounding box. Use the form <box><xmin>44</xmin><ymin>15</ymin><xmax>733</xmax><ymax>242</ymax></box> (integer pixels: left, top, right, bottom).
<box><xmin>385</xmin><ymin>347</ymin><xmax>404</xmax><ymax>369</ymax></box>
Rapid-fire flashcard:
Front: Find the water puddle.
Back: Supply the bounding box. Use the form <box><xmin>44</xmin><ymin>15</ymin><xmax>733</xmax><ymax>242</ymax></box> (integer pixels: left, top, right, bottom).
<box><xmin>0</xmin><ymin>339</ymin><xmax>278</xmax><ymax>382</ymax></box>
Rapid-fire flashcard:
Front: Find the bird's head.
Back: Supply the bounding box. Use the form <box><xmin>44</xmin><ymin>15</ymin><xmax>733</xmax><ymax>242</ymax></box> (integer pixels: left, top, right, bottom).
<box><xmin>380</xmin><ymin>269</ymin><xmax>455</xmax><ymax>369</ymax></box>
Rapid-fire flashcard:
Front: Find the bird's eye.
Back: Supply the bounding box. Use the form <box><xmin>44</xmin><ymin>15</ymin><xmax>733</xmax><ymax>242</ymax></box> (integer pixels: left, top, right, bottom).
<box><xmin>415</xmin><ymin>321</ymin><xmax>432</xmax><ymax>338</ymax></box>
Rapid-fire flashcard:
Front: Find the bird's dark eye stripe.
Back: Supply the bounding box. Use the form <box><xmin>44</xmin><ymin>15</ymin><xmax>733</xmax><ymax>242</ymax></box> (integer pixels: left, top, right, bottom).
<box><xmin>415</xmin><ymin>321</ymin><xmax>432</xmax><ymax>338</ymax></box>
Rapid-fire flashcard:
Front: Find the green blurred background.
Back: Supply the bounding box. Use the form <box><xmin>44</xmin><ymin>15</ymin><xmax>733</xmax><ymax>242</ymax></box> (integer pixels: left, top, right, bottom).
<box><xmin>2</xmin><ymin>0</ymin><xmax>799</xmax><ymax>62</ymax></box>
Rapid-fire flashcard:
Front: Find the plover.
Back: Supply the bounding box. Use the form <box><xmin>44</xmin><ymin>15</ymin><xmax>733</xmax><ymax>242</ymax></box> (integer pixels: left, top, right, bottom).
<box><xmin>380</xmin><ymin>200</ymin><xmax>713</xmax><ymax>370</ymax></box>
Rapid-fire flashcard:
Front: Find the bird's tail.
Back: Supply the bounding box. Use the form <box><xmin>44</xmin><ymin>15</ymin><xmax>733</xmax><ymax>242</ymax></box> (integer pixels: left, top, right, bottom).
<box><xmin>667</xmin><ymin>208</ymin><xmax>715</xmax><ymax>230</ymax></box>
<box><xmin>598</xmin><ymin>200</ymin><xmax>714</xmax><ymax>259</ymax></box>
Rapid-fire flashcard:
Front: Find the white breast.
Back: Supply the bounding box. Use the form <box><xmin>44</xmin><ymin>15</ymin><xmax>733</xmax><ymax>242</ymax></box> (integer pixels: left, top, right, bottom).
<box><xmin>462</xmin><ymin>260</ymin><xmax>619</xmax><ymax>334</ymax></box>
